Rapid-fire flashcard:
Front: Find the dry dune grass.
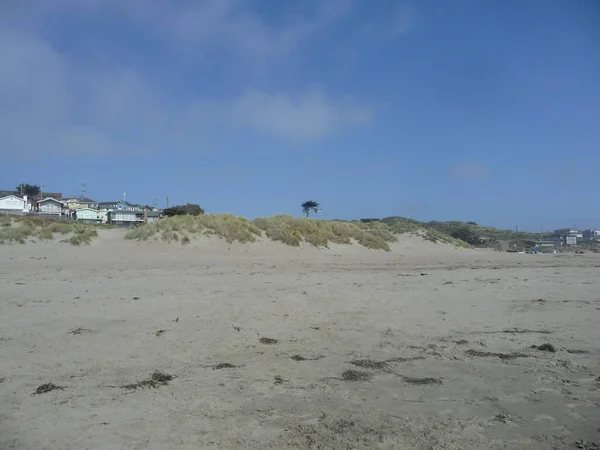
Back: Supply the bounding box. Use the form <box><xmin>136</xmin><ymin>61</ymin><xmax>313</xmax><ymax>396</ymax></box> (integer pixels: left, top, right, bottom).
<box><xmin>124</xmin><ymin>214</ymin><xmax>262</xmax><ymax>244</ymax></box>
<box><xmin>252</xmin><ymin>215</ymin><xmax>397</xmax><ymax>250</ymax></box>
<box><xmin>0</xmin><ymin>215</ymin><xmax>98</xmax><ymax>245</ymax></box>
<box><xmin>125</xmin><ymin>214</ymin><xmax>399</xmax><ymax>250</ymax></box>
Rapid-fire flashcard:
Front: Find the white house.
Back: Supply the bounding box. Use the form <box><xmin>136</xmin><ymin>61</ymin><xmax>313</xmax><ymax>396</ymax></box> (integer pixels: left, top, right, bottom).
<box><xmin>0</xmin><ymin>195</ymin><xmax>29</xmax><ymax>213</ymax></box>
<box><xmin>37</xmin><ymin>197</ymin><xmax>64</xmax><ymax>216</ymax></box>
<box><xmin>74</xmin><ymin>208</ymin><xmax>100</xmax><ymax>223</ymax></box>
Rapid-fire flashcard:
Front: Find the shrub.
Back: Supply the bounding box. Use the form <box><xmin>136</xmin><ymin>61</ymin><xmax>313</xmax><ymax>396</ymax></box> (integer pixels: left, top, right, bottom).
<box><xmin>163</xmin><ymin>204</ymin><xmax>204</xmax><ymax>217</ymax></box>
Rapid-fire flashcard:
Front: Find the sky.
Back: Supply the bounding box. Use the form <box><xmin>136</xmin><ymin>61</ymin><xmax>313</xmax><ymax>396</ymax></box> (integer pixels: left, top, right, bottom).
<box><xmin>1</xmin><ymin>0</ymin><xmax>599</xmax><ymax>231</ymax></box>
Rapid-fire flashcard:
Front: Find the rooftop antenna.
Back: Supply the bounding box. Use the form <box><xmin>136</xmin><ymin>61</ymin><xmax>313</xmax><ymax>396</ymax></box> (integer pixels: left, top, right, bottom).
<box><xmin>123</xmin><ymin>191</ymin><xmax>128</xmax><ymax>201</ymax></box>
<box><xmin>80</xmin><ymin>183</ymin><xmax>87</xmax><ymax>199</ymax></box>
<box><xmin>165</xmin><ymin>196</ymin><xmax>169</xmax><ymax>209</ymax></box>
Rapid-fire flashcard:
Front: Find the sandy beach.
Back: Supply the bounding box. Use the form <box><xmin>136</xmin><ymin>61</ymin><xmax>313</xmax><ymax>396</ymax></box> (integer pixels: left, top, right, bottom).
<box><xmin>1</xmin><ymin>230</ymin><xmax>599</xmax><ymax>449</ymax></box>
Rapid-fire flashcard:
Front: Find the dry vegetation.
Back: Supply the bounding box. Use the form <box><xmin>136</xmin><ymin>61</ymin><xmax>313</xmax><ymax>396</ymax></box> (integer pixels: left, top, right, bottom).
<box><xmin>125</xmin><ymin>214</ymin><xmax>403</xmax><ymax>251</ymax></box>
<box><xmin>0</xmin><ymin>215</ymin><xmax>100</xmax><ymax>245</ymax></box>
<box><xmin>253</xmin><ymin>215</ymin><xmax>397</xmax><ymax>250</ymax></box>
<box><xmin>124</xmin><ymin>214</ymin><xmax>262</xmax><ymax>244</ymax></box>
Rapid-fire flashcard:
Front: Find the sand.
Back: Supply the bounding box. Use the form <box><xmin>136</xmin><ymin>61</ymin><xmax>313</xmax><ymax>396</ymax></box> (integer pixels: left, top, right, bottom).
<box><xmin>1</xmin><ymin>230</ymin><xmax>599</xmax><ymax>449</ymax></box>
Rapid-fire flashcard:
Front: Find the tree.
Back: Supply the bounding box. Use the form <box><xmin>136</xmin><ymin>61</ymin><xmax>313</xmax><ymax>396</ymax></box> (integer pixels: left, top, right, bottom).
<box><xmin>301</xmin><ymin>200</ymin><xmax>320</xmax><ymax>218</ymax></box>
<box><xmin>15</xmin><ymin>183</ymin><xmax>40</xmax><ymax>197</ymax></box>
<box><xmin>163</xmin><ymin>203</ymin><xmax>205</xmax><ymax>217</ymax></box>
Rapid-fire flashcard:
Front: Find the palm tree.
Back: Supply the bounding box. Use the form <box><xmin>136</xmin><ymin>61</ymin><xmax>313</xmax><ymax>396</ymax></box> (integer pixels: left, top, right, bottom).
<box><xmin>301</xmin><ymin>200</ymin><xmax>320</xmax><ymax>218</ymax></box>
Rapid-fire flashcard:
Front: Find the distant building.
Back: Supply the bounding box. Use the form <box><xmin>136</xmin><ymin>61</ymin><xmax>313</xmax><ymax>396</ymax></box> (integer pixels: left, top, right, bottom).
<box><xmin>64</xmin><ymin>197</ymin><xmax>98</xmax><ymax>211</ymax></box>
<box><xmin>74</xmin><ymin>208</ymin><xmax>100</xmax><ymax>224</ymax></box>
<box><xmin>40</xmin><ymin>192</ymin><xmax>63</xmax><ymax>200</ymax></box>
<box><xmin>0</xmin><ymin>195</ymin><xmax>29</xmax><ymax>214</ymax></box>
<box><xmin>106</xmin><ymin>210</ymin><xmax>145</xmax><ymax>227</ymax></box>
<box><xmin>551</xmin><ymin>228</ymin><xmax>583</xmax><ymax>245</ymax></box>
<box><xmin>534</xmin><ymin>240</ymin><xmax>556</xmax><ymax>248</ymax></box>
<box><xmin>37</xmin><ymin>198</ymin><xmax>65</xmax><ymax>216</ymax></box>
<box><xmin>97</xmin><ymin>200</ymin><xmax>141</xmax><ymax>212</ymax></box>
<box><xmin>582</xmin><ymin>229</ymin><xmax>600</xmax><ymax>242</ymax></box>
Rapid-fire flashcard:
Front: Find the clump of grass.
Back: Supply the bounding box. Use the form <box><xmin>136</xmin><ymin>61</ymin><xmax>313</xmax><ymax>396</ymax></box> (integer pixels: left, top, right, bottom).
<box><xmin>252</xmin><ymin>215</ymin><xmax>396</xmax><ymax>251</ymax></box>
<box><xmin>125</xmin><ymin>214</ymin><xmax>262</xmax><ymax>244</ymax></box>
<box><xmin>421</xmin><ymin>229</ymin><xmax>470</xmax><ymax>248</ymax></box>
<box><xmin>67</xmin><ymin>228</ymin><xmax>98</xmax><ymax>246</ymax></box>
<box><xmin>357</xmin><ymin>232</ymin><xmax>390</xmax><ymax>251</ymax></box>
<box><xmin>0</xmin><ymin>216</ymin><xmax>101</xmax><ymax>245</ymax></box>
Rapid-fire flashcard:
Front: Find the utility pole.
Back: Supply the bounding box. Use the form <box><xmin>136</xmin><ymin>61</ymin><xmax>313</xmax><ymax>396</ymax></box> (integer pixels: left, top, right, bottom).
<box><xmin>165</xmin><ymin>196</ymin><xmax>169</xmax><ymax>209</ymax></box>
<box><xmin>80</xmin><ymin>183</ymin><xmax>87</xmax><ymax>199</ymax></box>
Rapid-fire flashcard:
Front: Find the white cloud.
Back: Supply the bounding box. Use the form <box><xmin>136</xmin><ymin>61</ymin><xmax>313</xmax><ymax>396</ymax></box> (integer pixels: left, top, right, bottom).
<box><xmin>230</xmin><ymin>88</ymin><xmax>373</xmax><ymax>141</ymax></box>
<box><xmin>450</xmin><ymin>162</ymin><xmax>490</xmax><ymax>180</ymax></box>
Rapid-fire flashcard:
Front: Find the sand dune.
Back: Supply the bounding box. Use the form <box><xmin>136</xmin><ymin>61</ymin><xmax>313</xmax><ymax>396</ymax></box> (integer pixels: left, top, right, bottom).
<box><xmin>1</xmin><ymin>230</ymin><xmax>599</xmax><ymax>449</ymax></box>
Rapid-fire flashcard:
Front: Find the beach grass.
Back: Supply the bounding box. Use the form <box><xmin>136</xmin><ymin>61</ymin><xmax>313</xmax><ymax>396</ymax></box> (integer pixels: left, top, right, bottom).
<box><xmin>124</xmin><ymin>214</ymin><xmax>262</xmax><ymax>244</ymax></box>
<box><xmin>0</xmin><ymin>215</ymin><xmax>101</xmax><ymax>245</ymax></box>
<box><xmin>252</xmin><ymin>215</ymin><xmax>397</xmax><ymax>251</ymax></box>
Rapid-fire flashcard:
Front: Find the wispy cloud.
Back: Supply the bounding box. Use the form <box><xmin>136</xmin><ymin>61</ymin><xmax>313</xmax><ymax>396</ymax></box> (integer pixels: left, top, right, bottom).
<box><xmin>0</xmin><ymin>0</ymin><xmax>376</xmax><ymax>160</ymax></box>
<box><xmin>389</xmin><ymin>5</ymin><xmax>413</xmax><ymax>37</ymax></box>
<box><xmin>450</xmin><ymin>162</ymin><xmax>490</xmax><ymax>180</ymax></box>
<box><xmin>230</xmin><ymin>88</ymin><xmax>373</xmax><ymax>141</ymax></box>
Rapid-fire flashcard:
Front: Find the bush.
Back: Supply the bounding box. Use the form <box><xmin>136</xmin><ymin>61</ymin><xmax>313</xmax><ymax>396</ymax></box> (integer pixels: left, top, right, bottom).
<box><xmin>163</xmin><ymin>204</ymin><xmax>204</xmax><ymax>217</ymax></box>
<box><xmin>450</xmin><ymin>226</ymin><xmax>478</xmax><ymax>245</ymax></box>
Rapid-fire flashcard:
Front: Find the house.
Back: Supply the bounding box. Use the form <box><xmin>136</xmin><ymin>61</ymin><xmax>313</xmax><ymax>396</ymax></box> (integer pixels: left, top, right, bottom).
<box><xmin>64</xmin><ymin>197</ymin><xmax>98</xmax><ymax>211</ymax></box>
<box><xmin>40</xmin><ymin>192</ymin><xmax>63</xmax><ymax>200</ymax></box>
<box><xmin>146</xmin><ymin>210</ymin><xmax>161</xmax><ymax>223</ymax></box>
<box><xmin>0</xmin><ymin>195</ymin><xmax>29</xmax><ymax>214</ymax></box>
<box><xmin>582</xmin><ymin>229</ymin><xmax>600</xmax><ymax>242</ymax></box>
<box><xmin>551</xmin><ymin>228</ymin><xmax>583</xmax><ymax>245</ymax></box>
<box><xmin>98</xmin><ymin>200</ymin><xmax>141</xmax><ymax>212</ymax></box>
<box><xmin>37</xmin><ymin>197</ymin><xmax>65</xmax><ymax>216</ymax></box>
<box><xmin>74</xmin><ymin>208</ymin><xmax>100</xmax><ymax>224</ymax></box>
<box><xmin>106</xmin><ymin>210</ymin><xmax>145</xmax><ymax>227</ymax></box>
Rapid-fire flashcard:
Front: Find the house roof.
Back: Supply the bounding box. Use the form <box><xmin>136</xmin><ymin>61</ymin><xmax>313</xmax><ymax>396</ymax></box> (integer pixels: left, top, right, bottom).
<box><xmin>65</xmin><ymin>197</ymin><xmax>97</xmax><ymax>203</ymax></box>
<box><xmin>37</xmin><ymin>197</ymin><xmax>65</xmax><ymax>204</ymax></box>
<box><xmin>0</xmin><ymin>195</ymin><xmax>25</xmax><ymax>202</ymax></box>
<box><xmin>41</xmin><ymin>192</ymin><xmax>63</xmax><ymax>199</ymax></box>
<box><xmin>98</xmin><ymin>200</ymin><xmax>134</xmax><ymax>206</ymax></box>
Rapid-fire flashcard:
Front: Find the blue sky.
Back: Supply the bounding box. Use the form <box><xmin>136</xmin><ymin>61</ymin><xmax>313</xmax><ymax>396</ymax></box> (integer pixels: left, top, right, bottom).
<box><xmin>1</xmin><ymin>0</ymin><xmax>599</xmax><ymax>230</ymax></box>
